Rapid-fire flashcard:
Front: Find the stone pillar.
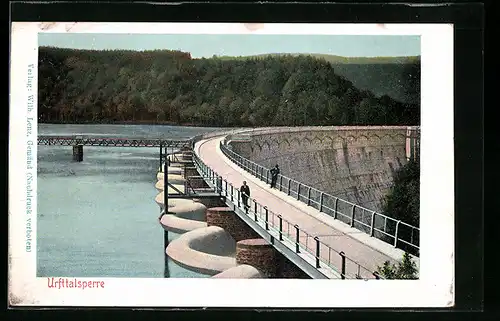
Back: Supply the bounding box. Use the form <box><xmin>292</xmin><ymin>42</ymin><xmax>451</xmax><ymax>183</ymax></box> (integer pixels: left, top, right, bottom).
<box><xmin>72</xmin><ymin>145</ymin><xmax>83</xmax><ymax>162</ymax></box>
<box><xmin>206</xmin><ymin>207</ymin><xmax>260</xmax><ymax>242</ymax></box>
<box><xmin>236</xmin><ymin>239</ymin><xmax>278</xmax><ymax>277</ymax></box>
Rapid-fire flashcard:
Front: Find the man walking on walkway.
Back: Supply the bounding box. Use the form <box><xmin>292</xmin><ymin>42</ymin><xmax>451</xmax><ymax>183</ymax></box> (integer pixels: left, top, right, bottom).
<box><xmin>270</xmin><ymin>164</ymin><xmax>280</xmax><ymax>188</ymax></box>
<box><xmin>240</xmin><ymin>180</ymin><xmax>250</xmax><ymax>210</ymax></box>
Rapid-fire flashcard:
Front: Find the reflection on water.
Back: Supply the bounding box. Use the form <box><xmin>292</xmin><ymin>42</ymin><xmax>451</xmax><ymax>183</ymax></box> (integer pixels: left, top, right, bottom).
<box><xmin>37</xmin><ymin>124</ymin><xmax>220</xmax><ymax>278</ymax></box>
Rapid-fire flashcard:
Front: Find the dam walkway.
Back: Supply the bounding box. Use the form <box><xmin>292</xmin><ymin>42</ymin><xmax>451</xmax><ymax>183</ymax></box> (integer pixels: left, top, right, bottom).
<box><xmin>193</xmin><ymin>132</ymin><xmax>420</xmax><ymax>279</ymax></box>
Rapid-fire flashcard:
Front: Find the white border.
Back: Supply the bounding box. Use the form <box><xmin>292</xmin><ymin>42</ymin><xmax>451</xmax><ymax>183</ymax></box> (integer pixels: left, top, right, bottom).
<box><xmin>8</xmin><ymin>23</ymin><xmax>454</xmax><ymax>307</ymax></box>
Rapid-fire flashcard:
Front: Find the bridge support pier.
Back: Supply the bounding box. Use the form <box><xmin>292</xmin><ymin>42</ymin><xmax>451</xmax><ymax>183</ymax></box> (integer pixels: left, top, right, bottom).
<box><xmin>72</xmin><ymin>144</ymin><xmax>83</xmax><ymax>162</ymax></box>
<box><xmin>236</xmin><ymin>239</ymin><xmax>278</xmax><ymax>278</ymax></box>
<box><xmin>206</xmin><ymin>207</ymin><xmax>260</xmax><ymax>242</ymax></box>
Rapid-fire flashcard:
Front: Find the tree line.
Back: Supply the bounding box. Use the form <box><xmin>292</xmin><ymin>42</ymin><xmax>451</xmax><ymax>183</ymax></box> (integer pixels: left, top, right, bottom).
<box><xmin>383</xmin><ymin>157</ymin><xmax>420</xmax><ymax>256</ymax></box>
<box><xmin>38</xmin><ymin>47</ymin><xmax>420</xmax><ymax>127</ymax></box>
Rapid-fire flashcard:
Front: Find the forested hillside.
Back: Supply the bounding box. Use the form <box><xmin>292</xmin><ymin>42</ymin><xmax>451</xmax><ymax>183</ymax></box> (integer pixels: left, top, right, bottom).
<box><xmin>220</xmin><ymin>53</ymin><xmax>421</xmax><ymax>104</ymax></box>
<box><xmin>38</xmin><ymin>47</ymin><xmax>420</xmax><ymax>126</ymax></box>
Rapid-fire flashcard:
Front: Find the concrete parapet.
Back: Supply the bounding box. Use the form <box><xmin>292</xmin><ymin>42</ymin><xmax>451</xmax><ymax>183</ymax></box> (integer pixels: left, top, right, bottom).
<box><xmin>160</xmin><ymin>214</ymin><xmax>207</xmax><ymax>234</ymax></box>
<box><xmin>206</xmin><ymin>207</ymin><xmax>260</xmax><ymax>242</ymax></box>
<box><xmin>166</xmin><ymin>226</ymin><xmax>237</xmax><ymax>275</ymax></box>
<box><xmin>236</xmin><ymin>239</ymin><xmax>278</xmax><ymax>277</ymax></box>
<box><xmin>157</xmin><ymin>167</ymin><xmax>183</xmax><ymax>180</ymax></box>
<box><xmin>155</xmin><ymin>186</ymin><xmax>186</xmax><ymax>209</ymax></box>
<box><xmin>155</xmin><ymin>175</ymin><xmax>186</xmax><ymax>191</ymax></box>
<box><xmin>168</xmin><ymin>199</ymin><xmax>207</xmax><ymax>220</ymax></box>
<box><xmin>212</xmin><ymin>264</ymin><xmax>265</xmax><ymax>279</ymax></box>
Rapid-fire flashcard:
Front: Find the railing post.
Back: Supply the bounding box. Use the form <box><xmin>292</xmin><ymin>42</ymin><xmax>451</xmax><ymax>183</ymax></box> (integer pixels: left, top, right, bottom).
<box><xmin>163</xmin><ymin>162</ymin><xmax>169</xmax><ymax>211</ymax></box>
<box><xmin>287</xmin><ymin>180</ymin><xmax>291</xmax><ymax>195</ymax></box>
<box><xmin>394</xmin><ymin>220</ymin><xmax>401</xmax><ymax>247</ymax></box>
<box><xmin>279</xmin><ymin>176</ymin><xmax>283</xmax><ymax>191</ymax></box>
<box><xmin>339</xmin><ymin>251</ymin><xmax>346</xmax><ymax>280</ymax></box>
<box><xmin>266</xmin><ymin>170</ymin><xmax>269</xmax><ymax>184</ymax></box>
<box><xmin>230</xmin><ymin>185</ymin><xmax>234</xmax><ymax>202</ymax></box>
<box><xmin>159</xmin><ymin>143</ymin><xmax>163</xmax><ymax>172</ymax></box>
<box><xmin>297</xmin><ymin>183</ymin><xmax>301</xmax><ymax>200</ymax></box>
<box><xmin>319</xmin><ymin>192</ymin><xmax>324</xmax><ymax>212</ymax></box>
<box><xmin>264</xmin><ymin>206</ymin><xmax>269</xmax><ymax>230</ymax></box>
<box><xmin>278</xmin><ymin>215</ymin><xmax>283</xmax><ymax>241</ymax></box>
<box><xmin>261</xmin><ymin>166</ymin><xmax>264</xmax><ymax>180</ymax></box>
<box><xmin>314</xmin><ymin>236</ymin><xmax>320</xmax><ymax>268</ymax></box>
<box><xmin>307</xmin><ymin>187</ymin><xmax>311</xmax><ymax>206</ymax></box>
<box><xmin>370</xmin><ymin>212</ymin><xmax>376</xmax><ymax>236</ymax></box>
<box><xmin>216</xmin><ymin>176</ymin><xmax>222</xmax><ymax>195</ymax></box>
<box><xmin>351</xmin><ymin>205</ymin><xmax>356</xmax><ymax>227</ymax></box>
<box><xmin>224</xmin><ymin>180</ymin><xmax>228</xmax><ymax>197</ymax></box>
<box><xmin>237</xmin><ymin>189</ymin><xmax>241</xmax><ymax>208</ymax></box>
<box><xmin>254</xmin><ymin>200</ymin><xmax>258</xmax><ymax>222</ymax></box>
<box><xmin>334</xmin><ymin>197</ymin><xmax>339</xmax><ymax>219</ymax></box>
<box><xmin>294</xmin><ymin>224</ymin><xmax>300</xmax><ymax>253</ymax></box>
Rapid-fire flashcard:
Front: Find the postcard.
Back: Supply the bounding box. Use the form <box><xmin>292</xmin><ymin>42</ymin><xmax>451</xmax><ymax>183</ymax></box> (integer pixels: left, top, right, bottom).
<box><xmin>9</xmin><ymin>22</ymin><xmax>454</xmax><ymax>308</ymax></box>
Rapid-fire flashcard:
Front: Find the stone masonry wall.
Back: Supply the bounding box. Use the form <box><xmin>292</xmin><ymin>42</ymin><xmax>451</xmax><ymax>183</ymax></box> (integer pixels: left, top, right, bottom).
<box><xmin>206</xmin><ymin>207</ymin><xmax>260</xmax><ymax>242</ymax></box>
<box><xmin>235</xmin><ymin>238</ymin><xmax>311</xmax><ymax>279</ymax></box>
<box><xmin>230</xmin><ymin>126</ymin><xmax>416</xmax><ymax>213</ymax></box>
<box><xmin>236</xmin><ymin>239</ymin><xmax>278</xmax><ymax>277</ymax></box>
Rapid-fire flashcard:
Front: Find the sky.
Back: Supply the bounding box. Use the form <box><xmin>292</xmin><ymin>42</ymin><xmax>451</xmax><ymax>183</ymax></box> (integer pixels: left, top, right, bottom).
<box><xmin>38</xmin><ymin>33</ymin><xmax>420</xmax><ymax>58</ymax></box>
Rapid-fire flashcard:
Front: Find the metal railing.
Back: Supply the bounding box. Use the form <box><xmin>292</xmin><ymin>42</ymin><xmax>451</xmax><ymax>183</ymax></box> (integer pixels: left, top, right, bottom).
<box><xmin>190</xmin><ymin>149</ymin><xmax>384</xmax><ymax>280</ymax></box>
<box><xmin>219</xmin><ymin>140</ymin><xmax>420</xmax><ymax>255</ymax></box>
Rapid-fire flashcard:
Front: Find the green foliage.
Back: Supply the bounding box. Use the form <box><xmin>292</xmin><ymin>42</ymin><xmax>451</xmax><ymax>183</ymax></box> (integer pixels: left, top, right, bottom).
<box><xmin>383</xmin><ymin>159</ymin><xmax>420</xmax><ymax>228</ymax></box>
<box><xmin>377</xmin><ymin>252</ymin><xmax>418</xmax><ymax>280</ymax></box>
<box><xmin>382</xmin><ymin>158</ymin><xmax>420</xmax><ymax>256</ymax></box>
<box><xmin>38</xmin><ymin>47</ymin><xmax>420</xmax><ymax>126</ymax></box>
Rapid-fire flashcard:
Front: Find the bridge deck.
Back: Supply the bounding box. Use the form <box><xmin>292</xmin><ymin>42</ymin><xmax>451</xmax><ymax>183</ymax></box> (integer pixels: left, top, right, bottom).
<box><xmin>196</xmin><ymin>137</ymin><xmax>402</xmax><ymax>279</ymax></box>
<box><xmin>37</xmin><ymin>136</ymin><xmax>192</xmax><ymax>147</ymax></box>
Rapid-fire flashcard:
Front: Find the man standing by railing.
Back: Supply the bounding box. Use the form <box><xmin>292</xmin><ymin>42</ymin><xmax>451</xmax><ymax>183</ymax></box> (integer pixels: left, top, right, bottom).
<box><xmin>270</xmin><ymin>164</ymin><xmax>280</xmax><ymax>188</ymax></box>
<box><xmin>240</xmin><ymin>181</ymin><xmax>250</xmax><ymax>210</ymax></box>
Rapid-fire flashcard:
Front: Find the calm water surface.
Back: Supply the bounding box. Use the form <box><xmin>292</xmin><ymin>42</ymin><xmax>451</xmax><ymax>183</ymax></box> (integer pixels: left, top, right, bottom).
<box><xmin>37</xmin><ymin>124</ymin><xmax>222</xmax><ymax>278</ymax></box>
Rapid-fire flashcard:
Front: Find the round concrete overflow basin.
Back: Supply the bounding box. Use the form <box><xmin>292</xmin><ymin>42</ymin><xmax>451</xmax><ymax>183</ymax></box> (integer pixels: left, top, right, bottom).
<box><xmin>155</xmin><ymin>174</ymin><xmax>186</xmax><ymax>191</ymax></box>
<box><xmin>165</xmin><ymin>226</ymin><xmax>237</xmax><ymax>276</ymax></box>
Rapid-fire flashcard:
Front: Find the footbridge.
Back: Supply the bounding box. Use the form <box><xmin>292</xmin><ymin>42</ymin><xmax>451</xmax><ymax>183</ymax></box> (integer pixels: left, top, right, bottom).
<box><xmin>180</xmin><ymin>127</ymin><xmax>420</xmax><ymax>279</ymax></box>
<box><xmin>37</xmin><ymin>135</ymin><xmax>193</xmax><ymax>161</ymax></box>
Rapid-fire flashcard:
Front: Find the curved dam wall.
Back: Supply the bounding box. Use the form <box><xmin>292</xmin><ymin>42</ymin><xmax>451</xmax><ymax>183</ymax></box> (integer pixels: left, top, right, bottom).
<box><xmin>228</xmin><ymin>126</ymin><xmax>418</xmax><ymax>213</ymax></box>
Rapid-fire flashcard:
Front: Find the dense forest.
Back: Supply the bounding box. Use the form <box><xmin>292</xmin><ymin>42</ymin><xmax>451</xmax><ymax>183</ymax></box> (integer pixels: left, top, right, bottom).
<box><xmin>220</xmin><ymin>53</ymin><xmax>421</xmax><ymax>104</ymax></box>
<box><xmin>38</xmin><ymin>47</ymin><xmax>420</xmax><ymax>127</ymax></box>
